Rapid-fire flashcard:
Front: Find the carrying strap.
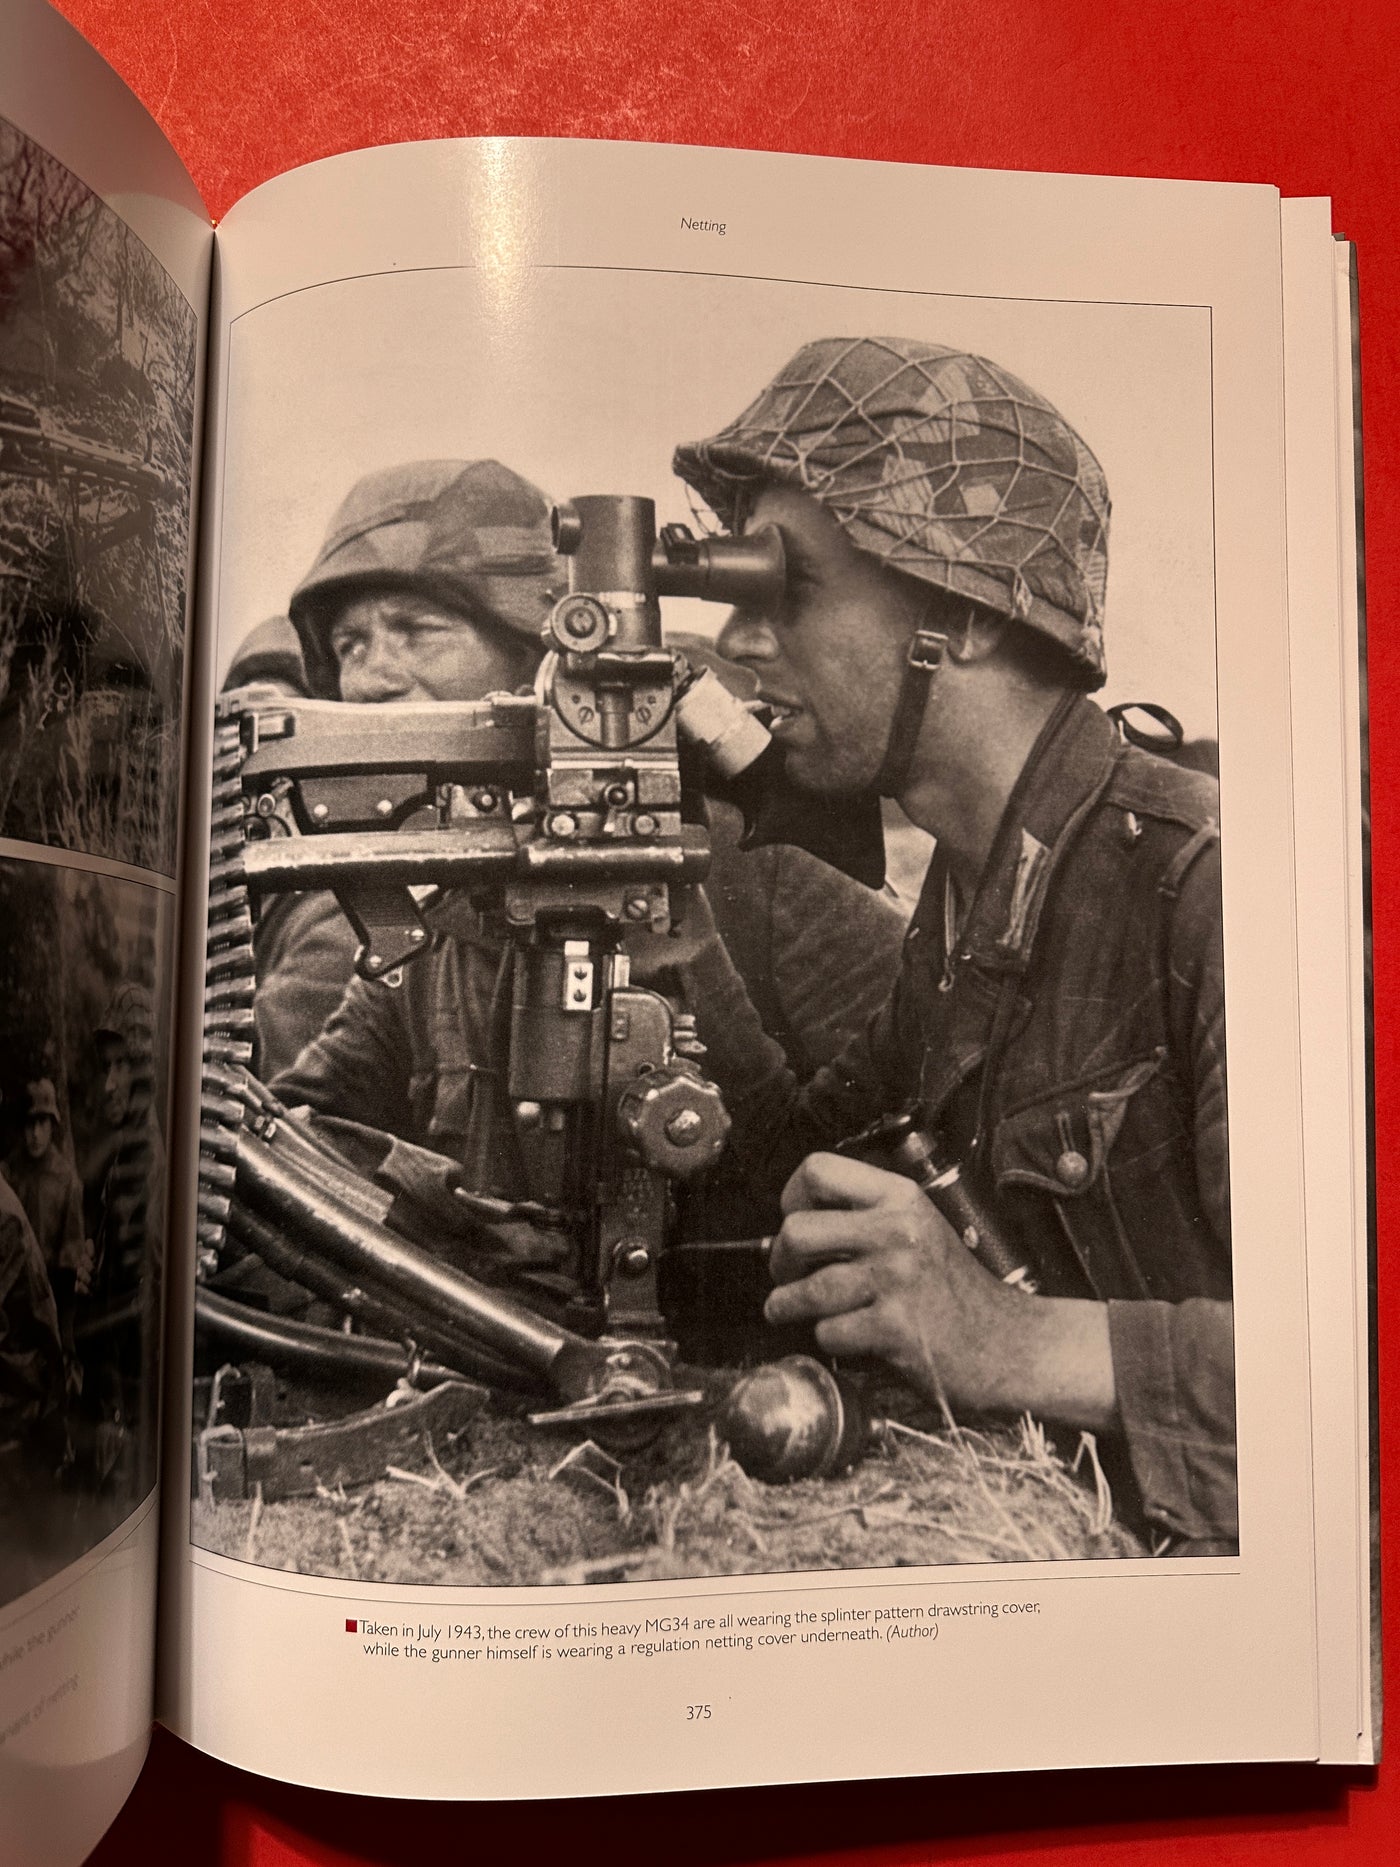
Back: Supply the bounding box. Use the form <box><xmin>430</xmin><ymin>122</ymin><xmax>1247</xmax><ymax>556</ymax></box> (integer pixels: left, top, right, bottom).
<box><xmin>1106</xmin><ymin>700</ymin><xmax>1184</xmax><ymax>756</ymax></box>
<box><xmin>872</xmin><ymin>626</ymin><xmax>948</xmax><ymax>798</ymax></box>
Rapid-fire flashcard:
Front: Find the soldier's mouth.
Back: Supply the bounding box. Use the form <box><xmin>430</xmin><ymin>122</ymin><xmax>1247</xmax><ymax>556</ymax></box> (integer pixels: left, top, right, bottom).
<box><xmin>759</xmin><ymin>695</ymin><xmax>803</xmax><ymax>730</ymax></box>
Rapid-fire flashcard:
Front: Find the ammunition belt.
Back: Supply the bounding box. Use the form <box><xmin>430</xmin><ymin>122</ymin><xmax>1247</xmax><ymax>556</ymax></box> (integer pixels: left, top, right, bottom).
<box><xmin>197</xmin><ymin>697</ymin><xmax>258</xmax><ymax>1270</ymax></box>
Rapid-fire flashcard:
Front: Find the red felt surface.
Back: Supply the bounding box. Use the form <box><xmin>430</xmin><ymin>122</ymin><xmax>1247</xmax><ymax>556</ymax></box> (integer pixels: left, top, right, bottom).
<box><xmin>39</xmin><ymin>0</ymin><xmax>1397</xmax><ymax>1861</ymax></box>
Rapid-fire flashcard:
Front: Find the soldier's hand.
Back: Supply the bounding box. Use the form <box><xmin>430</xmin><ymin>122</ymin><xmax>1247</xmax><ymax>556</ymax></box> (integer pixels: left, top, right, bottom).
<box><xmin>764</xmin><ymin>1152</ymin><xmax>1016</xmax><ymax>1412</ymax></box>
<box><xmin>764</xmin><ymin>1153</ymin><xmax>1117</xmax><ymax>1429</ymax></box>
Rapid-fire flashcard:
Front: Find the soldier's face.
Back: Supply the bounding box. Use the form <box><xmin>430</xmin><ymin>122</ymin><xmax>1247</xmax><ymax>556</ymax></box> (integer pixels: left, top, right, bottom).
<box><xmin>102</xmin><ymin>1053</ymin><xmax>132</xmax><ymax>1127</ymax></box>
<box><xmin>716</xmin><ymin>485</ymin><xmax>922</xmax><ymax>795</ymax></box>
<box><xmin>328</xmin><ymin>591</ymin><xmax>538</xmax><ymax>703</ymax></box>
<box><xmin>23</xmin><ymin>1115</ymin><xmax>52</xmax><ymax>1160</ymax></box>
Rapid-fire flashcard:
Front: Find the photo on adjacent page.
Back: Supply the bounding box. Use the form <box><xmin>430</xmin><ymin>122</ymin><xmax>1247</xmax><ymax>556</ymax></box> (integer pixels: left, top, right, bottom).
<box><xmin>0</xmin><ymin>114</ymin><xmax>196</xmax><ymax>877</ymax></box>
<box><xmin>191</xmin><ymin>261</ymin><xmax>1234</xmax><ymax>1588</ymax></box>
<box><xmin>0</xmin><ymin>849</ymin><xmax>173</xmax><ymax>1609</ymax></box>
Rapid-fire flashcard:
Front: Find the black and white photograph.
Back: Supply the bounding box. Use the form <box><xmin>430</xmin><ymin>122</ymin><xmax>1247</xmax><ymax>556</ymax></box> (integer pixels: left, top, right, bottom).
<box><xmin>190</xmin><ymin>264</ymin><xmax>1233</xmax><ymax>1586</ymax></box>
<box><xmin>0</xmin><ymin>853</ymin><xmax>172</xmax><ymax>1608</ymax></box>
<box><xmin>0</xmin><ymin>114</ymin><xmax>197</xmax><ymax>877</ymax></box>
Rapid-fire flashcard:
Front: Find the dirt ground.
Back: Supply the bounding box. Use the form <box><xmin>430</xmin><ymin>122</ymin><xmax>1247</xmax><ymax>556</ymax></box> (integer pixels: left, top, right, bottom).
<box><xmin>190</xmin><ymin>1376</ymin><xmax>1144</xmax><ymax>1586</ymax></box>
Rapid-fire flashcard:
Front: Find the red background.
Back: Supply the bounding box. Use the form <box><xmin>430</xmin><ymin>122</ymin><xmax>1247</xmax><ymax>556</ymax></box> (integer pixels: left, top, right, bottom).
<box><xmin>47</xmin><ymin>1</ymin><xmax>1399</xmax><ymax>1861</ymax></box>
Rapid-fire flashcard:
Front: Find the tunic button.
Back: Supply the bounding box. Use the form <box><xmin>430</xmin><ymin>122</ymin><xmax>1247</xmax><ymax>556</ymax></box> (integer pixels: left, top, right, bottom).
<box><xmin>1055</xmin><ymin>1149</ymin><xmax>1089</xmax><ymax>1189</ymax></box>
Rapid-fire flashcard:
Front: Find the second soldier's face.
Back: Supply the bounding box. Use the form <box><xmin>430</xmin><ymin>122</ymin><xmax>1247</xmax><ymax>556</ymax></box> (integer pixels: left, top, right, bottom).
<box><xmin>328</xmin><ymin>591</ymin><xmax>538</xmax><ymax>703</ymax></box>
<box><xmin>716</xmin><ymin>485</ymin><xmax>924</xmax><ymax>795</ymax></box>
<box><xmin>102</xmin><ymin>1054</ymin><xmax>132</xmax><ymax>1127</ymax></box>
<box><xmin>23</xmin><ymin>1116</ymin><xmax>52</xmax><ymax>1160</ymax></box>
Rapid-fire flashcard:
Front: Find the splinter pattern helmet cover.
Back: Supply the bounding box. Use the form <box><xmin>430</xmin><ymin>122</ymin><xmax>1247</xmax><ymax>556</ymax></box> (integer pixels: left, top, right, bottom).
<box><xmin>673</xmin><ymin>337</ymin><xmax>1111</xmax><ymax>688</ymax></box>
<box><xmin>288</xmin><ymin>459</ymin><xmax>561</xmax><ymax>698</ymax></box>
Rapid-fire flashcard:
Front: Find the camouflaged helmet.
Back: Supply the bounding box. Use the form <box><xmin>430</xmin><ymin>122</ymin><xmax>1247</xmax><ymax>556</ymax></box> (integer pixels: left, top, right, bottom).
<box><xmin>223</xmin><ymin>616</ymin><xmax>308</xmax><ymax>696</ymax></box>
<box><xmin>288</xmin><ymin>459</ymin><xmax>562</xmax><ymax>698</ymax></box>
<box><xmin>673</xmin><ymin>337</ymin><xmax>1111</xmax><ymax>689</ymax></box>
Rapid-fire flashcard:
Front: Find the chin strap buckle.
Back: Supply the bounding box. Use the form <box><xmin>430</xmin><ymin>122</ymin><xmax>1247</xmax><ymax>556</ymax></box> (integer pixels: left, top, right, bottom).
<box><xmin>906</xmin><ymin>628</ymin><xmax>949</xmax><ymax>675</ymax></box>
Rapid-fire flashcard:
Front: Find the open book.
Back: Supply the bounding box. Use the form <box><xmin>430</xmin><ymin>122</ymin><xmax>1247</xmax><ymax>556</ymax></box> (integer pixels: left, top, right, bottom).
<box><xmin>0</xmin><ymin>0</ymin><xmax>1378</xmax><ymax>1859</ymax></box>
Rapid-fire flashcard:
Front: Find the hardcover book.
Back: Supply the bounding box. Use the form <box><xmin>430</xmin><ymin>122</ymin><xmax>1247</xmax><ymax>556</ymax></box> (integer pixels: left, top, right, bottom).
<box><xmin>0</xmin><ymin>1</ymin><xmax>1379</xmax><ymax>1859</ymax></box>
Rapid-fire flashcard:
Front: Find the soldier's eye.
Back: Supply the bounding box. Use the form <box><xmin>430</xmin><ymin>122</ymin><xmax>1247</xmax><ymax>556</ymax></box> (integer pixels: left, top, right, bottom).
<box><xmin>783</xmin><ymin>549</ymin><xmax>819</xmax><ymax>595</ymax></box>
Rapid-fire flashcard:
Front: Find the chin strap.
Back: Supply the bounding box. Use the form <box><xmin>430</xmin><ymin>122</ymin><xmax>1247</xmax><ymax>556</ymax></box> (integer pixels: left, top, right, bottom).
<box><xmin>871</xmin><ymin>626</ymin><xmax>948</xmax><ymax>799</ymax></box>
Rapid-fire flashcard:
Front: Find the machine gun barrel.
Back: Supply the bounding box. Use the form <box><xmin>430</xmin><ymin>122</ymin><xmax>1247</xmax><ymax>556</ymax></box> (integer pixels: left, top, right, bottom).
<box><xmin>234</xmin><ymin>1125</ymin><xmax>658</xmax><ymax>1406</ymax></box>
<box><xmin>194</xmin><ymin>1287</ymin><xmax>468</xmax><ymax>1390</ymax></box>
<box><xmin>223</xmin><ymin>1200</ymin><xmax>536</xmax><ymax>1392</ymax></box>
<box><xmin>237</xmin><ymin>1127</ymin><xmax>571</xmax><ymax>1371</ymax></box>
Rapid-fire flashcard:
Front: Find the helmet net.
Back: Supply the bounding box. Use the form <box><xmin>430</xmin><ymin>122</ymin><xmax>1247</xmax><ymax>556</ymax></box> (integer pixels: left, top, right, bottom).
<box><xmin>673</xmin><ymin>337</ymin><xmax>1110</xmax><ymax>688</ymax></box>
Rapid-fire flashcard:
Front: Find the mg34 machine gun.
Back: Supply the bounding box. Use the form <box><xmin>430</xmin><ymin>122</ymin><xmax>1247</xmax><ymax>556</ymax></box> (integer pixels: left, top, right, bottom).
<box><xmin>196</xmin><ymin>495</ymin><xmax>792</xmax><ymax>1493</ymax></box>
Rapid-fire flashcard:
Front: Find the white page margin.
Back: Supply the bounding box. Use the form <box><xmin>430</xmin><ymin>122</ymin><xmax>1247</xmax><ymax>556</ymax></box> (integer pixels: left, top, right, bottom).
<box><xmin>165</xmin><ymin>139</ymin><xmax>1323</xmax><ymax>1796</ymax></box>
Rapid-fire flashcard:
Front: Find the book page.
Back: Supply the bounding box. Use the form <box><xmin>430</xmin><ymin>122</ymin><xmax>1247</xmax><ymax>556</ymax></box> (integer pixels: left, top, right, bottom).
<box><xmin>0</xmin><ymin>2</ymin><xmax>210</xmax><ymax>1861</ymax></box>
<box><xmin>164</xmin><ymin>137</ymin><xmax>1325</xmax><ymax>1798</ymax></box>
<box><xmin>1280</xmin><ymin>198</ymin><xmax>1377</xmax><ymax>1765</ymax></box>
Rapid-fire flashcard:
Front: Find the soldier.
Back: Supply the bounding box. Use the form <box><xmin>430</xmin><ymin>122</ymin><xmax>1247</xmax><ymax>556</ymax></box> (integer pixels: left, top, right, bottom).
<box><xmin>670</xmin><ymin>337</ymin><xmax>1235</xmax><ymax>1554</ymax></box>
<box><xmin>82</xmin><ymin>984</ymin><xmax>164</xmax><ymax>1494</ymax></box>
<box><xmin>234</xmin><ymin>464</ymin><xmax>560</xmax><ymax>1085</ymax></box>
<box><xmin>2</xmin><ymin>1078</ymin><xmax>91</xmax><ymax>1370</ymax></box>
<box><xmin>221</xmin><ymin>615</ymin><xmax>307</xmax><ymax>697</ymax></box>
<box><xmin>0</xmin><ymin>1175</ymin><xmax>69</xmax><ymax>1605</ymax></box>
<box><xmin>0</xmin><ymin>1172</ymin><xmax>64</xmax><ymax>1471</ymax></box>
<box><xmin>261</xmin><ymin>460</ymin><xmax>908</xmax><ymax>1187</ymax></box>
<box><xmin>219</xmin><ymin>618</ymin><xmax>360</xmax><ymax>1084</ymax></box>
<box><xmin>85</xmin><ymin>984</ymin><xmax>163</xmax><ymax>1284</ymax></box>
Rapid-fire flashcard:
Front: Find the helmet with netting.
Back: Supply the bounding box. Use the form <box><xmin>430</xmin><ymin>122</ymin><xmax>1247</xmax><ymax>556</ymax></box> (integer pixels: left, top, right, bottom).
<box><xmin>289</xmin><ymin>460</ymin><xmax>562</xmax><ymax>698</ymax></box>
<box><xmin>673</xmin><ymin>337</ymin><xmax>1110</xmax><ymax>689</ymax></box>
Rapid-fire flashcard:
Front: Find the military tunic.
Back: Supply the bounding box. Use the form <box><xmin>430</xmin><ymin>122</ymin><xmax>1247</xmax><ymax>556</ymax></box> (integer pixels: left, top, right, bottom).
<box><xmin>3</xmin><ymin>1142</ymin><xmax>85</xmax><ymax>1284</ymax></box>
<box><xmin>0</xmin><ymin>1174</ymin><xmax>63</xmax><ymax>1437</ymax></box>
<box><xmin>683</xmin><ymin>697</ymin><xmax>1236</xmax><ymax>1551</ymax></box>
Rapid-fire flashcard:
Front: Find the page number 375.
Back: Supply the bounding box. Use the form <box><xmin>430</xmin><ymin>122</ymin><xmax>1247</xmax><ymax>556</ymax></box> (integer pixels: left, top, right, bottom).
<box><xmin>687</xmin><ymin>1704</ymin><xmax>712</xmax><ymax>1721</ymax></box>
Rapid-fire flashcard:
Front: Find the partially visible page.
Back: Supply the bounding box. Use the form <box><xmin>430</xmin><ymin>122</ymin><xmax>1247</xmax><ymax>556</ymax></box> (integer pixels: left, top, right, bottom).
<box><xmin>1278</xmin><ymin>199</ymin><xmax>1377</xmax><ymax>1765</ymax></box>
<box><xmin>166</xmin><ymin>138</ymin><xmax>1320</xmax><ymax>1798</ymax></box>
<box><xmin>0</xmin><ymin>3</ymin><xmax>210</xmax><ymax>1862</ymax></box>
<box><xmin>1338</xmin><ymin>234</ymin><xmax>1382</xmax><ymax>1763</ymax></box>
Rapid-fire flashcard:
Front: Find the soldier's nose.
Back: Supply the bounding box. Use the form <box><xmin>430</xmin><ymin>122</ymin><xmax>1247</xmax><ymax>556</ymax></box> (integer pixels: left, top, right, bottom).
<box><xmin>342</xmin><ymin>642</ymin><xmax>411</xmax><ymax>702</ymax></box>
<box><xmin>717</xmin><ymin>606</ymin><xmax>779</xmax><ymax>664</ymax></box>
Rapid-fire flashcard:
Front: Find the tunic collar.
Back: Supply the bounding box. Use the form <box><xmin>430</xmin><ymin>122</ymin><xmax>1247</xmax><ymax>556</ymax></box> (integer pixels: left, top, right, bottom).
<box><xmin>936</xmin><ymin>695</ymin><xmax>1120</xmax><ymax>976</ymax></box>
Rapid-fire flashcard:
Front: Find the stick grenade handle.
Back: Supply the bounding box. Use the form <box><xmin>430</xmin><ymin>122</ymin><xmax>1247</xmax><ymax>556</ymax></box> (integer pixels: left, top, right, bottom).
<box><xmin>886</xmin><ymin>1128</ymin><xmax>1039</xmax><ymax>1295</ymax></box>
<box><xmin>669</xmin><ymin>1235</ymin><xmax>773</xmax><ymax>1257</ymax></box>
<box><xmin>682</xmin><ymin>1119</ymin><xmax>1039</xmax><ymax>1291</ymax></box>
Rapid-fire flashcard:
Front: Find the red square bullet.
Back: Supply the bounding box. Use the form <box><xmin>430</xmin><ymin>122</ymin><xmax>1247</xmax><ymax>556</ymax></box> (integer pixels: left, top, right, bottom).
<box><xmin>345</xmin><ymin>1619</ymin><xmax>356</xmax><ymax>1632</ymax></box>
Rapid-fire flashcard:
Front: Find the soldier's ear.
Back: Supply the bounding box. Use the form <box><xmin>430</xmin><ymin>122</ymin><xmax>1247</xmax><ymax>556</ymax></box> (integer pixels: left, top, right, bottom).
<box><xmin>944</xmin><ymin>600</ymin><xmax>1005</xmax><ymax>666</ymax></box>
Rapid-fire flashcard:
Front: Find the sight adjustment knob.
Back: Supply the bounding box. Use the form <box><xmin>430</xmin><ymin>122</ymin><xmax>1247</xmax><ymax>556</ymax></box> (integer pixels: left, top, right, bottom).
<box><xmin>547</xmin><ymin>593</ymin><xmax>612</xmax><ymax>653</ymax></box>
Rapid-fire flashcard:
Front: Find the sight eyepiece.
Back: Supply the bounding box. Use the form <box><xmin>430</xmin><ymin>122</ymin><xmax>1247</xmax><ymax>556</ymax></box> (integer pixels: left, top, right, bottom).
<box><xmin>550</xmin><ymin>497</ymin><xmax>786</xmax><ymax>614</ymax></box>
